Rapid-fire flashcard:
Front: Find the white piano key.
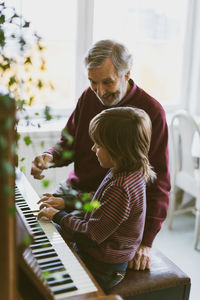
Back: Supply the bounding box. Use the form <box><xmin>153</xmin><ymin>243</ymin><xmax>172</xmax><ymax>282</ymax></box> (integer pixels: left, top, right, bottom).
<box><xmin>15</xmin><ymin>169</ymin><xmax>98</xmax><ymax>299</ymax></box>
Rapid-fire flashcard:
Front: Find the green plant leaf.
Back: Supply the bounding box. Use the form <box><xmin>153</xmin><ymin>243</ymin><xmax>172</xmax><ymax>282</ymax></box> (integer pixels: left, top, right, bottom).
<box><xmin>44</xmin><ymin>105</ymin><xmax>52</xmax><ymax>120</ymax></box>
<box><xmin>81</xmin><ymin>193</ymin><xmax>93</xmax><ymax>202</ymax></box>
<box><xmin>41</xmin><ymin>271</ymin><xmax>51</xmax><ymax>280</ymax></box>
<box><xmin>2</xmin><ymin>160</ymin><xmax>14</xmax><ymax>175</ymax></box>
<box><xmin>23</xmin><ymin>136</ymin><xmax>32</xmax><ymax>146</ymax></box>
<box><xmin>61</xmin><ymin>129</ymin><xmax>74</xmax><ymax>145</ymax></box>
<box><xmin>62</xmin><ymin>150</ymin><xmax>73</xmax><ymax>159</ymax></box>
<box><xmin>0</xmin><ymin>136</ymin><xmax>7</xmax><ymax>150</ymax></box>
<box><xmin>0</xmin><ymin>28</ymin><xmax>5</xmax><ymax>47</ymax></box>
<box><xmin>7</xmin><ymin>206</ymin><xmax>17</xmax><ymax>216</ymax></box>
<box><xmin>40</xmin><ymin>141</ymin><xmax>45</xmax><ymax>148</ymax></box>
<box><xmin>0</xmin><ymin>14</ymin><xmax>5</xmax><ymax>24</ymax></box>
<box><xmin>3</xmin><ymin>184</ymin><xmax>14</xmax><ymax>196</ymax></box>
<box><xmin>91</xmin><ymin>200</ymin><xmax>100</xmax><ymax>209</ymax></box>
<box><xmin>22</xmin><ymin>235</ymin><xmax>32</xmax><ymax>246</ymax></box>
<box><xmin>37</xmin><ymin>79</ymin><xmax>43</xmax><ymax>89</ymax></box>
<box><xmin>17</xmin><ymin>132</ymin><xmax>21</xmax><ymax>141</ymax></box>
<box><xmin>24</xmin><ymin>56</ymin><xmax>32</xmax><ymax>64</ymax></box>
<box><xmin>42</xmin><ymin>179</ymin><xmax>50</xmax><ymax>188</ymax></box>
<box><xmin>4</xmin><ymin>117</ymin><xmax>13</xmax><ymax>129</ymax></box>
<box><xmin>83</xmin><ymin>202</ymin><xmax>93</xmax><ymax>212</ymax></box>
<box><xmin>20</xmin><ymin>166</ymin><xmax>26</xmax><ymax>172</ymax></box>
<box><xmin>23</xmin><ymin>21</ymin><xmax>30</xmax><ymax>28</ymax></box>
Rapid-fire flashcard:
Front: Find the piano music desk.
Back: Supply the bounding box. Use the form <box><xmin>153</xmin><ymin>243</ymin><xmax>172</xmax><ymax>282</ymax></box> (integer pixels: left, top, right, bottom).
<box><xmin>107</xmin><ymin>248</ymin><xmax>190</xmax><ymax>300</ymax></box>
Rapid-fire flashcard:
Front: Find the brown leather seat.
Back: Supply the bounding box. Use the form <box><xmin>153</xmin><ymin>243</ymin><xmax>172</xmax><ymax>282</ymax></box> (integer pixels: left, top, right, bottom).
<box><xmin>107</xmin><ymin>248</ymin><xmax>191</xmax><ymax>300</ymax></box>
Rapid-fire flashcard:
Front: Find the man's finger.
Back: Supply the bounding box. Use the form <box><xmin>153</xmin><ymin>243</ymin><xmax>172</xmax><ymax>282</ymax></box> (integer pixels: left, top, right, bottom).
<box><xmin>35</xmin><ymin>156</ymin><xmax>47</xmax><ymax>169</ymax></box>
<box><xmin>133</xmin><ymin>260</ymin><xmax>140</xmax><ymax>270</ymax></box>
<box><xmin>146</xmin><ymin>257</ymin><xmax>150</xmax><ymax>269</ymax></box>
<box><xmin>140</xmin><ymin>255</ymin><xmax>147</xmax><ymax>270</ymax></box>
<box><xmin>37</xmin><ymin>196</ymin><xmax>49</xmax><ymax>204</ymax></box>
<box><xmin>34</xmin><ymin>173</ymin><xmax>44</xmax><ymax>180</ymax></box>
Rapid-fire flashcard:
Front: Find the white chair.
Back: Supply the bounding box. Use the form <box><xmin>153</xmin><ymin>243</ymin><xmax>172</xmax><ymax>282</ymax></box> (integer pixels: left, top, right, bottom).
<box><xmin>168</xmin><ymin>110</ymin><xmax>200</xmax><ymax>249</ymax></box>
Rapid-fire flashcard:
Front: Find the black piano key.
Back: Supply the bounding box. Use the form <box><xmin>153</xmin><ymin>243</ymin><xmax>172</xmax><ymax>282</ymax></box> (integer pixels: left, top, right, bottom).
<box><xmin>15</xmin><ymin>199</ymin><xmax>26</xmax><ymax>203</ymax></box>
<box><xmin>53</xmin><ymin>285</ymin><xmax>78</xmax><ymax>295</ymax></box>
<box><xmin>28</xmin><ymin>218</ymin><xmax>39</xmax><ymax>225</ymax></box>
<box><xmin>33</xmin><ymin>248</ymin><xmax>56</xmax><ymax>255</ymax></box>
<box><xmin>29</xmin><ymin>223</ymin><xmax>41</xmax><ymax>229</ymax></box>
<box><xmin>17</xmin><ymin>203</ymin><xmax>29</xmax><ymax>207</ymax></box>
<box><xmin>30</xmin><ymin>242</ymin><xmax>52</xmax><ymax>250</ymax></box>
<box><xmin>32</xmin><ymin>227</ymin><xmax>44</xmax><ymax>233</ymax></box>
<box><xmin>47</xmin><ymin>277</ymin><xmax>73</xmax><ymax>287</ymax></box>
<box><xmin>27</xmin><ymin>217</ymin><xmax>37</xmax><ymax>222</ymax></box>
<box><xmin>34</xmin><ymin>252</ymin><xmax>58</xmax><ymax>259</ymax></box>
<box><xmin>32</xmin><ymin>236</ymin><xmax>50</xmax><ymax>243</ymax></box>
<box><xmin>34</xmin><ymin>249</ymin><xmax>57</xmax><ymax>259</ymax></box>
<box><xmin>62</xmin><ymin>273</ymin><xmax>71</xmax><ymax>279</ymax></box>
<box><xmin>24</xmin><ymin>212</ymin><xmax>35</xmax><ymax>218</ymax></box>
<box><xmin>31</xmin><ymin>227</ymin><xmax>43</xmax><ymax>233</ymax></box>
<box><xmin>41</xmin><ymin>265</ymin><xmax>66</xmax><ymax>273</ymax></box>
<box><xmin>20</xmin><ymin>207</ymin><xmax>31</xmax><ymax>212</ymax></box>
<box><xmin>39</xmin><ymin>259</ymin><xmax>61</xmax><ymax>268</ymax></box>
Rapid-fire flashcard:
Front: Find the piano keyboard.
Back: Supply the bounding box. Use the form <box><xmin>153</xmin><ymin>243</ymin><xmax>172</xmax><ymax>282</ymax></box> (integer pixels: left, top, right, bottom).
<box><xmin>15</xmin><ymin>170</ymin><xmax>101</xmax><ymax>299</ymax></box>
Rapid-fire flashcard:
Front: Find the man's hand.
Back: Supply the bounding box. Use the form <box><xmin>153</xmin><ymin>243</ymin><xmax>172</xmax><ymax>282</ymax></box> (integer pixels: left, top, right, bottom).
<box><xmin>37</xmin><ymin>193</ymin><xmax>65</xmax><ymax>210</ymax></box>
<box><xmin>31</xmin><ymin>153</ymin><xmax>53</xmax><ymax>179</ymax></box>
<box><xmin>37</xmin><ymin>202</ymin><xmax>58</xmax><ymax>220</ymax></box>
<box><xmin>128</xmin><ymin>245</ymin><xmax>151</xmax><ymax>270</ymax></box>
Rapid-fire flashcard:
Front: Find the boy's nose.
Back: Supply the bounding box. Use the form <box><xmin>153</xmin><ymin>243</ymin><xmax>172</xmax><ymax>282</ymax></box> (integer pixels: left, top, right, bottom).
<box><xmin>91</xmin><ymin>144</ymin><xmax>96</xmax><ymax>152</ymax></box>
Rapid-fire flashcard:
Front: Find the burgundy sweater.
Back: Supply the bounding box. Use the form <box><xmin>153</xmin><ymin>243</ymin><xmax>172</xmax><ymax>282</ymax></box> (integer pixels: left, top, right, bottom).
<box><xmin>53</xmin><ymin>170</ymin><xmax>146</xmax><ymax>263</ymax></box>
<box><xmin>47</xmin><ymin>79</ymin><xmax>171</xmax><ymax>247</ymax></box>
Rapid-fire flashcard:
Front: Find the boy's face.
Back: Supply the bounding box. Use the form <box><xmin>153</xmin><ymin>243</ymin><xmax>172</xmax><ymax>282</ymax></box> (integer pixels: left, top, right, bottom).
<box><xmin>92</xmin><ymin>143</ymin><xmax>114</xmax><ymax>169</ymax></box>
<box><xmin>88</xmin><ymin>58</ymin><xmax>130</xmax><ymax>106</ymax></box>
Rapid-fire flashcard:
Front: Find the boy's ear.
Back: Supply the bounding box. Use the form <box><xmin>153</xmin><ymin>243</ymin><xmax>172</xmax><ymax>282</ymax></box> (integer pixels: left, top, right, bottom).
<box><xmin>125</xmin><ymin>71</ymin><xmax>130</xmax><ymax>80</ymax></box>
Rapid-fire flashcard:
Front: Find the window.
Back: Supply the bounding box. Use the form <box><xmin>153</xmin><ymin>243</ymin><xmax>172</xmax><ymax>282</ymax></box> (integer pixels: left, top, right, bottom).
<box><xmin>3</xmin><ymin>0</ymin><xmax>77</xmax><ymax>110</ymax></box>
<box><xmin>2</xmin><ymin>0</ymin><xmax>195</xmax><ymax>114</ymax></box>
<box><xmin>93</xmin><ymin>0</ymin><xmax>188</xmax><ymax>109</ymax></box>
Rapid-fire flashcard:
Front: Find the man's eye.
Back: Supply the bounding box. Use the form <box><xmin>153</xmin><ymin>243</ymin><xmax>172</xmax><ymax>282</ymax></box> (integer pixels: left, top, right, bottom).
<box><xmin>89</xmin><ymin>79</ymin><xmax>96</xmax><ymax>85</ymax></box>
<box><xmin>103</xmin><ymin>80</ymin><xmax>112</xmax><ymax>85</ymax></box>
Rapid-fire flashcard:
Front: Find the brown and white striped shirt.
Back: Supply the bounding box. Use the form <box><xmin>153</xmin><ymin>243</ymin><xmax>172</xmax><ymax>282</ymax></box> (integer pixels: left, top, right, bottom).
<box><xmin>55</xmin><ymin>169</ymin><xmax>146</xmax><ymax>263</ymax></box>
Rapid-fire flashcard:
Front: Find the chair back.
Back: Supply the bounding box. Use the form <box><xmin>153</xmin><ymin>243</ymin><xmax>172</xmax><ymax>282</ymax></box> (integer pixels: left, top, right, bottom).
<box><xmin>171</xmin><ymin>110</ymin><xmax>200</xmax><ymax>176</ymax></box>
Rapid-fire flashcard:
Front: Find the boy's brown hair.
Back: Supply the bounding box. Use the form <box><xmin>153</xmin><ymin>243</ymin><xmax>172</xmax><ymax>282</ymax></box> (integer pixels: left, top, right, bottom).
<box><xmin>89</xmin><ymin>107</ymin><xmax>156</xmax><ymax>182</ymax></box>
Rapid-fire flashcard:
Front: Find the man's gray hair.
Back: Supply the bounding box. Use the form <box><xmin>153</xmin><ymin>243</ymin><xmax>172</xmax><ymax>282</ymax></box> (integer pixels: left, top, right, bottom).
<box><xmin>84</xmin><ymin>40</ymin><xmax>133</xmax><ymax>77</ymax></box>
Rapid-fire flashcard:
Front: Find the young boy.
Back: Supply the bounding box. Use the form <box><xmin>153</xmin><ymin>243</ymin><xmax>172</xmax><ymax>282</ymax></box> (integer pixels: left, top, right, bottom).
<box><xmin>38</xmin><ymin>107</ymin><xmax>156</xmax><ymax>290</ymax></box>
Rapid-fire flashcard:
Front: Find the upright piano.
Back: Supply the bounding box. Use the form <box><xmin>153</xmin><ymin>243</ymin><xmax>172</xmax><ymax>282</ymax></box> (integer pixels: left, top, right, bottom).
<box><xmin>15</xmin><ymin>170</ymin><xmax>119</xmax><ymax>300</ymax></box>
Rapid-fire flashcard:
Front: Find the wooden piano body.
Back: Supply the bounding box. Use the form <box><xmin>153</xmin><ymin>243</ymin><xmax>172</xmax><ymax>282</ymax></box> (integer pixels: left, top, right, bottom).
<box><xmin>15</xmin><ymin>170</ymin><xmax>120</xmax><ymax>300</ymax></box>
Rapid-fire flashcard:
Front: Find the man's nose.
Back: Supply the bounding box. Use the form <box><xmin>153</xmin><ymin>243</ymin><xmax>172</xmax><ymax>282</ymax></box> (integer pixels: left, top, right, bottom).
<box><xmin>96</xmin><ymin>83</ymin><xmax>104</xmax><ymax>96</ymax></box>
<box><xmin>91</xmin><ymin>144</ymin><xmax>96</xmax><ymax>152</ymax></box>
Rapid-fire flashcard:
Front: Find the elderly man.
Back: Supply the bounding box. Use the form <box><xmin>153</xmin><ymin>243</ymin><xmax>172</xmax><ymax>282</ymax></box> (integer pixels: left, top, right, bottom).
<box><xmin>31</xmin><ymin>39</ymin><xmax>171</xmax><ymax>270</ymax></box>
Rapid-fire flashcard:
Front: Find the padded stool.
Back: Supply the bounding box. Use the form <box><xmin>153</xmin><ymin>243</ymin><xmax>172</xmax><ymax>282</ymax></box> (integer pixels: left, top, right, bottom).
<box><xmin>107</xmin><ymin>248</ymin><xmax>191</xmax><ymax>300</ymax></box>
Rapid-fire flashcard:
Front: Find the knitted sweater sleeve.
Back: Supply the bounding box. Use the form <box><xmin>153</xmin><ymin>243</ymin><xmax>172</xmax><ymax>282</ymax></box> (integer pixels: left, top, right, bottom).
<box><xmin>53</xmin><ymin>185</ymin><xmax>131</xmax><ymax>245</ymax></box>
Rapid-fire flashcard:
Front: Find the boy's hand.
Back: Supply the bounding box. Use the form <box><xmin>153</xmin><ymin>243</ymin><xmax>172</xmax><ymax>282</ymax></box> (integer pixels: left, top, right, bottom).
<box><xmin>37</xmin><ymin>193</ymin><xmax>65</xmax><ymax>210</ymax></box>
<box><xmin>37</xmin><ymin>203</ymin><xmax>59</xmax><ymax>220</ymax></box>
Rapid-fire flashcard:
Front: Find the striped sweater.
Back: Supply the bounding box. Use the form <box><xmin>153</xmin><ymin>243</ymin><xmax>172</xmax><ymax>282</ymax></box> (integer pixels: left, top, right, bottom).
<box><xmin>53</xmin><ymin>169</ymin><xmax>146</xmax><ymax>263</ymax></box>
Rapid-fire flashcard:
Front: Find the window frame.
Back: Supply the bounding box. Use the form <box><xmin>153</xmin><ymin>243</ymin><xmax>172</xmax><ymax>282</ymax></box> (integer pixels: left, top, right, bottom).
<box><xmin>18</xmin><ymin>0</ymin><xmax>199</xmax><ymax>120</ymax></box>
